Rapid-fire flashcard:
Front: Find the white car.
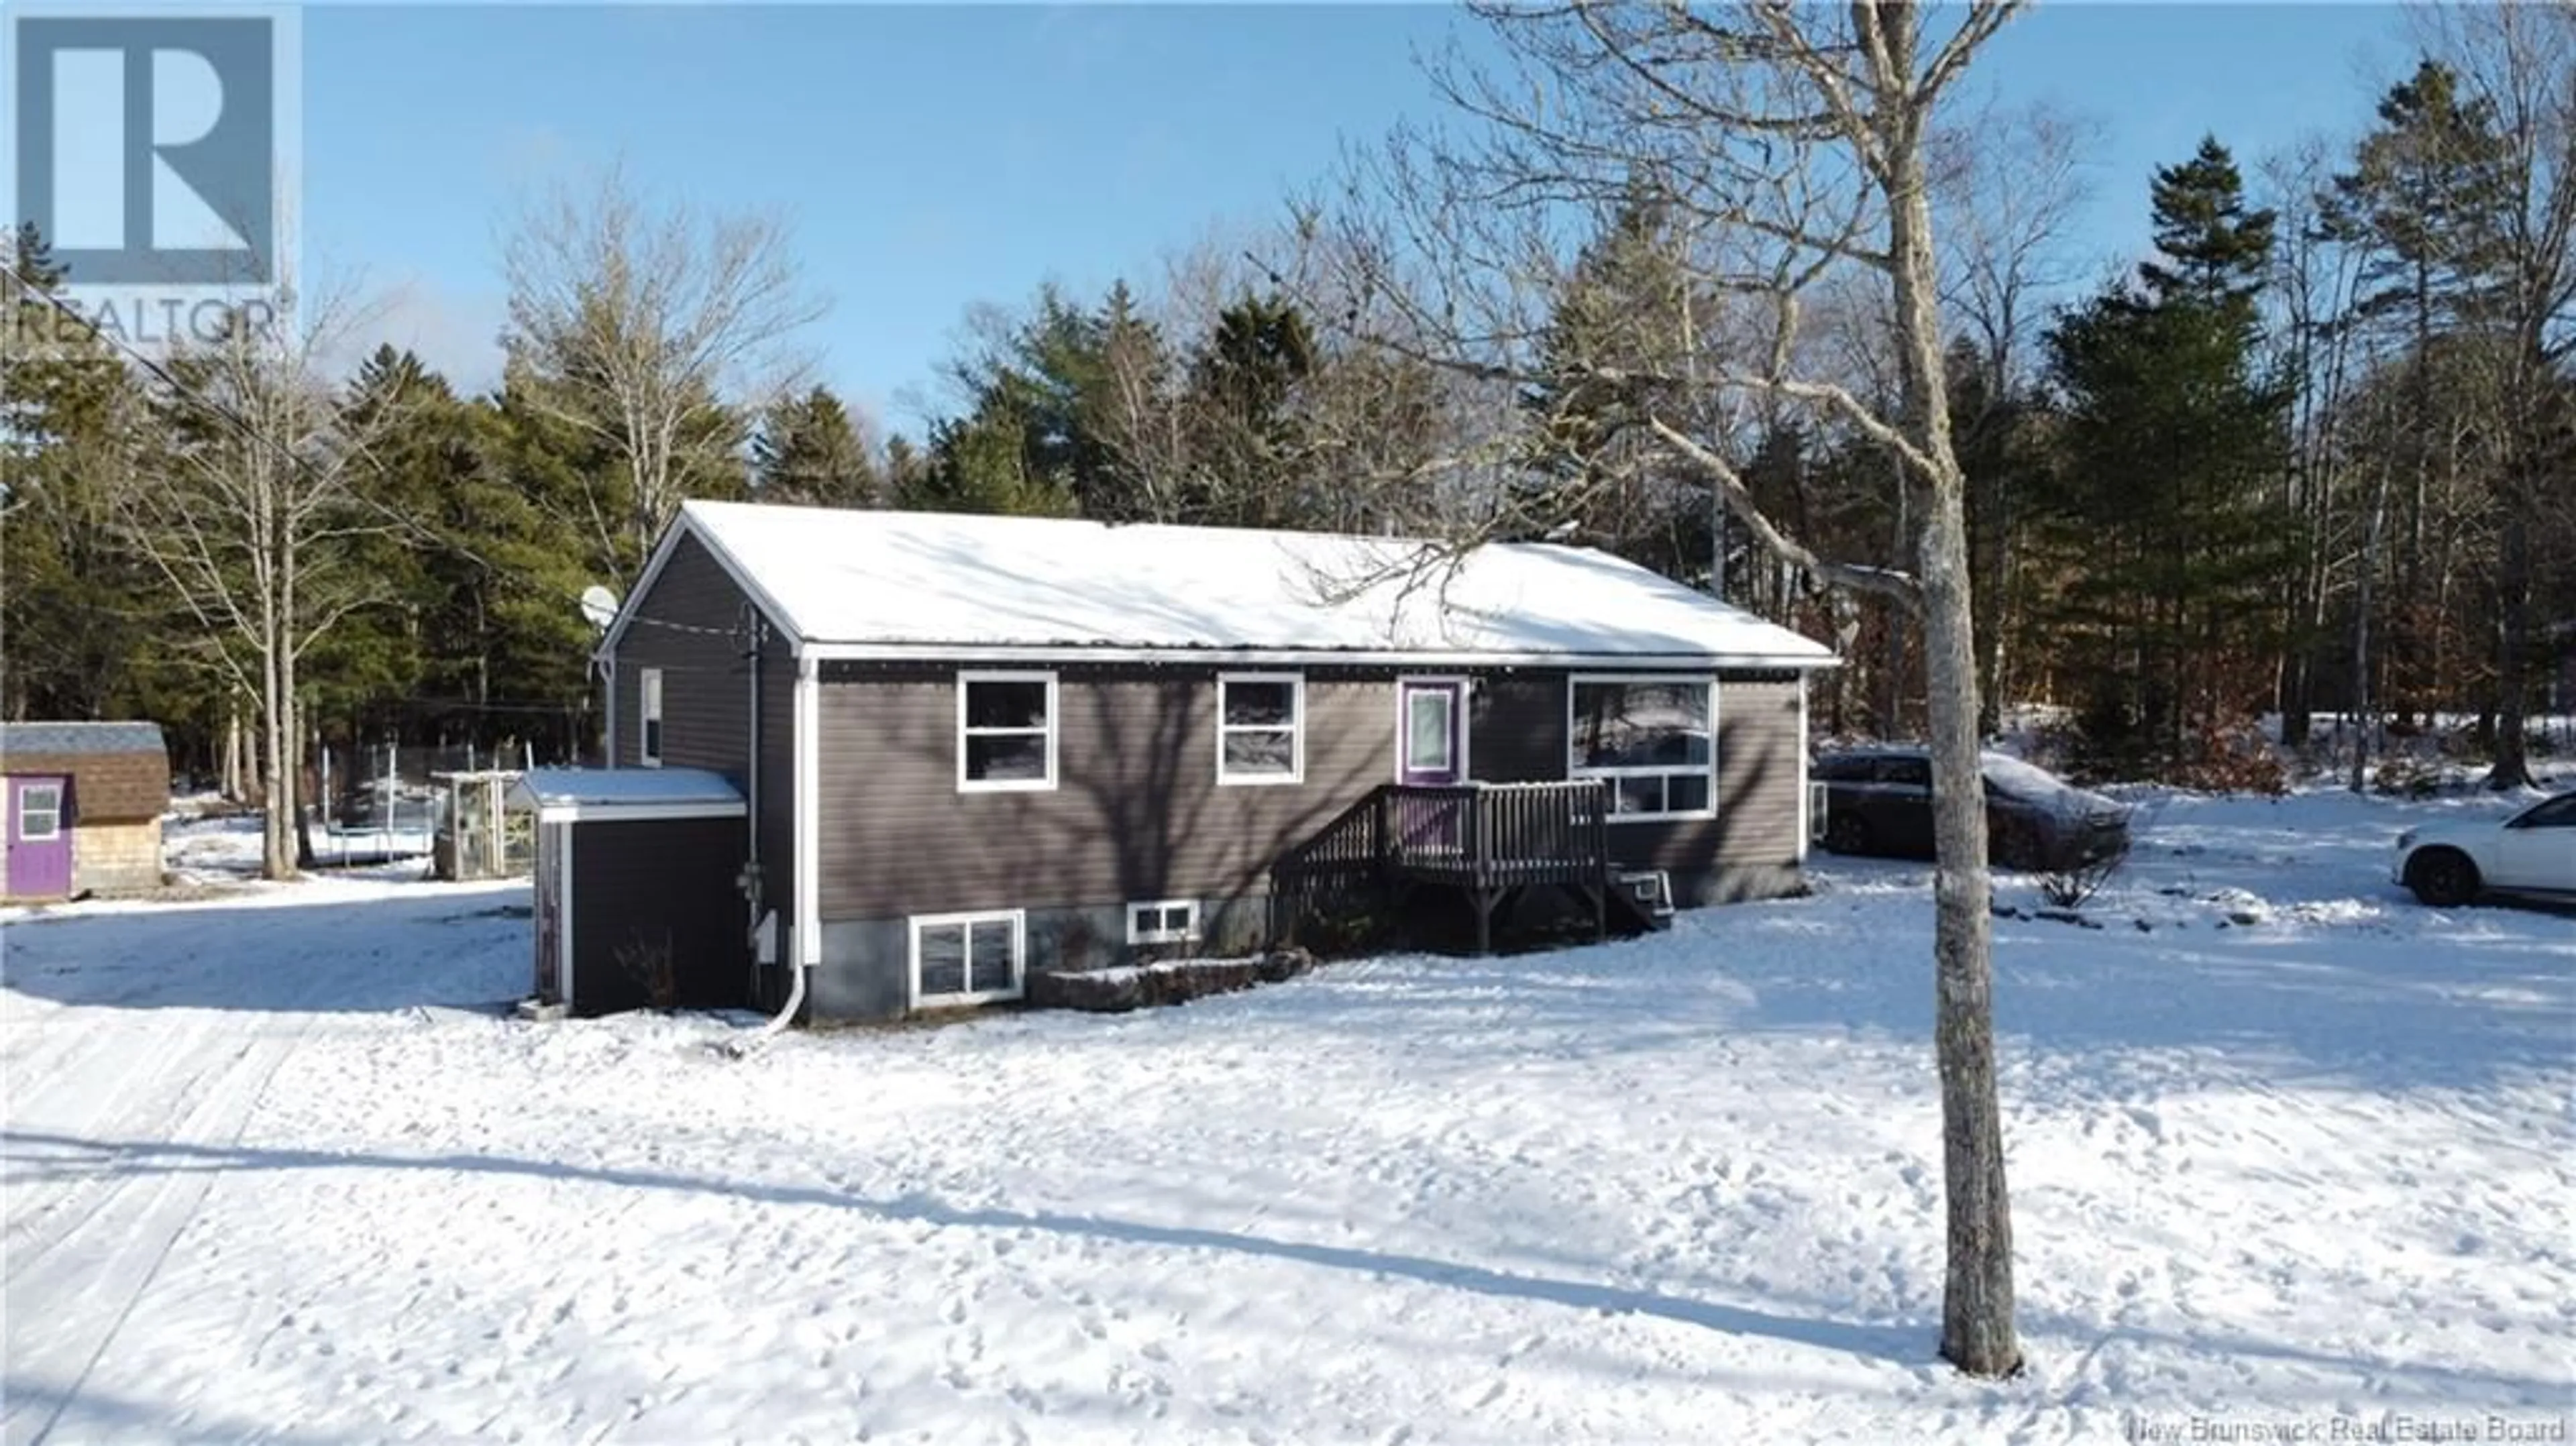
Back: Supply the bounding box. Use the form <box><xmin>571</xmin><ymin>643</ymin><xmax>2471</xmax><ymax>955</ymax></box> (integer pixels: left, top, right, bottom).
<box><xmin>2391</xmin><ymin>790</ymin><xmax>2576</xmax><ymax>906</ymax></box>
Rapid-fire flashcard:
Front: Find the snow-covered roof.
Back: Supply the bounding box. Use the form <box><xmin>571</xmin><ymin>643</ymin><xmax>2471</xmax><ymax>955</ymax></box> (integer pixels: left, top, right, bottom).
<box><xmin>633</xmin><ymin>501</ymin><xmax>1837</xmax><ymax>667</ymax></box>
<box><xmin>510</xmin><ymin>768</ymin><xmax>745</xmax><ymax>818</ymax></box>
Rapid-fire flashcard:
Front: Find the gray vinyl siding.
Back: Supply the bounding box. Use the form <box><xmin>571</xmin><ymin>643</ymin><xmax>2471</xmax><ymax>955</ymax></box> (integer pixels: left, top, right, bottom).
<box><xmin>1470</xmin><ymin>669</ymin><xmax>1807</xmax><ymax>901</ymax></box>
<box><xmin>613</xmin><ymin>534</ymin><xmax>757</xmax><ymax>773</ymax></box>
<box><xmin>812</xmin><ymin>663</ymin><xmax>1395</xmax><ymax>921</ymax></box>
<box><xmin>808</xmin><ymin>663</ymin><xmax>1808</xmax><ymax>928</ymax></box>
<box><xmin>606</xmin><ymin>532</ymin><xmax>796</xmax><ymax>988</ymax></box>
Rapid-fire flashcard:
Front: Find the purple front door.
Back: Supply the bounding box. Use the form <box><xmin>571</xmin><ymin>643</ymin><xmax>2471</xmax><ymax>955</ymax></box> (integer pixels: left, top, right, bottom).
<box><xmin>1397</xmin><ymin>679</ymin><xmax>1466</xmax><ymax>785</ymax></box>
<box><xmin>7</xmin><ymin>775</ymin><xmax>74</xmax><ymax>899</ymax></box>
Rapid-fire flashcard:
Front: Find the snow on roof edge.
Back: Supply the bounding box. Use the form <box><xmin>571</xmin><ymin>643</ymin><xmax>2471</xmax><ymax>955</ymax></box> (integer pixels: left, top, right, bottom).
<box><xmin>667</xmin><ymin>500</ymin><xmax>1841</xmax><ymax>665</ymax></box>
<box><xmin>511</xmin><ymin>767</ymin><xmax>745</xmax><ymax>812</ymax></box>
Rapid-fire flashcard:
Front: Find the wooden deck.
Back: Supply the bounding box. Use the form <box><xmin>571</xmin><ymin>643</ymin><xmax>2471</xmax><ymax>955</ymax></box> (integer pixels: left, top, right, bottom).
<box><xmin>1271</xmin><ymin>781</ymin><xmax>1640</xmax><ymax>954</ymax></box>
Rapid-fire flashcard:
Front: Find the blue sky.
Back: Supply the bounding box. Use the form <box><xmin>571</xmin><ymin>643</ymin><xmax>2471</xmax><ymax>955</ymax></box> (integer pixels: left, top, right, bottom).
<box><xmin>299</xmin><ymin>3</ymin><xmax>2413</xmax><ymax>431</ymax></box>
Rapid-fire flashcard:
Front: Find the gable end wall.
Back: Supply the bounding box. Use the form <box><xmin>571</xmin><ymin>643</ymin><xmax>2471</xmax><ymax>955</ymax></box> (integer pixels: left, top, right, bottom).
<box><xmin>606</xmin><ymin>531</ymin><xmax>794</xmax><ymax>987</ymax></box>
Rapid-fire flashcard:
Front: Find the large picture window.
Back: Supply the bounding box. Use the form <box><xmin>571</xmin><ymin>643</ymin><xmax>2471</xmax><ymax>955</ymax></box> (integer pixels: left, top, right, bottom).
<box><xmin>958</xmin><ymin>672</ymin><xmax>1057</xmax><ymax>791</ymax></box>
<box><xmin>1218</xmin><ymin>673</ymin><xmax>1303</xmax><ymax>785</ymax></box>
<box><xmin>1568</xmin><ymin>677</ymin><xmax>1715</xmax><ymax>821</ymax></box>
<box><xmin>910</xmin><ymin>910</ymin><xmax>1026</xmax><ymax>1005</ymax></box>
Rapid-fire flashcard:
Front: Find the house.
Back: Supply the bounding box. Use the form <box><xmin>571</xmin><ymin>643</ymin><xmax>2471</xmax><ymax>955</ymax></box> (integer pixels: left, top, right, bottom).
<box><xmin>561</xmin><ymin>500</ymin><xmax>1837</xmax><ymax>1022</ymax></box>
<box><xmin>0</xmin><ymin>722</ymin><xmax>170</xmax><ymax>901</ymax></box>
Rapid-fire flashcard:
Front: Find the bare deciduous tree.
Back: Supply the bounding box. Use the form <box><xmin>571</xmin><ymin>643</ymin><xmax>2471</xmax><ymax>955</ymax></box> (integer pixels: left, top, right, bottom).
<box><xmin>502</xmin><ymin>164</ymin><xmax>825</xmax><ymax>583</ymax></box>
<box><xmin>1934</xmin><ymin>99</ymin><xmax>2104</xmax><ymax>395</ymax></box>
<box><xmin>2412</xmin><ymin>1</ymin><xmax>2575</xmax><ymax>789</ymax></box>
<box><xmin>1309</xmin><ymin>0</ymin><xmax>2031</xmax><ymax>1375</ymax></box>
<box><xmin>121</xmin><ymin>293</ymin><xmax>404</xmax><ymax>879</ymax></box>
<box><xmin>1933</xmin><ymin>99</ymin><xmax>2104</xmax><ymax>726</ymax></box>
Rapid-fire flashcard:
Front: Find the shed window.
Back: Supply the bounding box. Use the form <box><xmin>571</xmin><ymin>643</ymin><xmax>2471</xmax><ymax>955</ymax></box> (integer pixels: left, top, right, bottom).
<box><xmin>910</xmin><ymin>910</ymin><xmax>1026</xmax><ymax>1005</ymax></box>
<box><xmin>17</xmin><ymin>784</ymin><xmax>61</xmax><ymax>841</ymax></box>
<box><xmin>1568</xmin><ymin>677</ymin><xmax>1716</xmax><ymax>821</ymax></box>
<box><xmin>958</xmin><ymin>673</ymin><xmax>1057</xmax><ymax>791</ymax></box>
<box><xmin>1218</xmin><ymin>673</ymin><xmax>1303</xmax><ymax>785</ymax></box>
<box><xmin>1128</xmin><ymin>899</ymin><xmax>1199</xmax><ymax>946</ymax></box>
<box><xmin>639</xmin><ymin>668</ymin><xmax>665</xmax><ymax>767</ymax></box>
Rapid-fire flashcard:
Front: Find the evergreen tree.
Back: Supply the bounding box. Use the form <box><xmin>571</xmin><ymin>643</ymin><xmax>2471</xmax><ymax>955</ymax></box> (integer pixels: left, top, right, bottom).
<box><xmin>1079</xmin><ymin>280</ymin><xmax>1181</xmax><ymax>521</ymax></box>
<box><xmin>2042</xmin><ymin>138</ymin><xmax>2294</xmax><ymax>771</ymax></box>
<box><xmin>911</xmin><ymin>285</ymin><xmax>1114</xmax><ymax>516</ymax></box>
<box><xmin>1178</xmin><ymin>293</ymin><xmax>1316</xmax><ymax>527</ymax></box>
<box><xmin>2323</xmin><ymin>60</ymin><xmax>2517</xmax><ymax>728</ymax></box>
<box><xmin>1517</xmin><ymin>188</ymin><xmax>1714</xmax><ymax>577</ymax></box>
<box><xmin>751</xmin><ymin>384</ymin><xmax>877</xmax><ymax>508</ymax></box>
<box><xmin>0</xmin><ymin>226</ymin><xmax>171</xmax><ymax>725</ymax></box>
<box><xmin>2327</xmin><ymin>61</ymin><xmax>2512</xmax><ymax>335</ymax></box>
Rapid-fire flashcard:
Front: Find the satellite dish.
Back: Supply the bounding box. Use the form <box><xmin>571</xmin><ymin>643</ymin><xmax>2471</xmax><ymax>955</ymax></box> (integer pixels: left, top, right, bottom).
<box><xmin>580</xmin><ymin>585</ymin><xmax>620</xmax><ymax>633</ymax></box>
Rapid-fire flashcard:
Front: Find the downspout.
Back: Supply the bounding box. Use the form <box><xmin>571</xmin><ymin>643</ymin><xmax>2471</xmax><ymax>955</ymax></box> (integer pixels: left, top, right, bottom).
<box><xmin>745</xmin><ymin>615</ymin><xmax>809</xmax><ymax>1044</ymax></box>
<box><xmin>740</xmin><ymin>606</ymin><xmax>775</xmax><ymax>1019</ymax></box>
<box><xmin>598</xmin><ymin>655</ymin><xmax>618</xmax><ymax>769</ymax></box>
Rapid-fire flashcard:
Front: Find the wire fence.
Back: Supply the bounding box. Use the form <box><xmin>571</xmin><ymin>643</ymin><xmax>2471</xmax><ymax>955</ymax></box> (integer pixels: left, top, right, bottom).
<box><xmin>303</xmin><ymin>740</ymin><xmax>562</xmax><ymax>870</ymax></box>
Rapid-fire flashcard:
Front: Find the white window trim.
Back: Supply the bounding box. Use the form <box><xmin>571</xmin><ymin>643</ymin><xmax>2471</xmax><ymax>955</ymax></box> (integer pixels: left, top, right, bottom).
<box><xmin>1216</xmin><ymin>672</ymin><xmax>1304</xmax><ymax>787</ymax></box>
<box><xmin>17</xmin><ymin>784</ymin><xmax>62</xmax><ymax>842</ymax></box>
<box><xmin>1126</xmin><ymin>898</ymin><xmax>1200</xmax><ymax>946</ymax></box>
<box><xmin>1566</xmin><ymin>674</ymin><xmax>1719</xmax><ymax>824</ymax></box>
<box><xmin>639</xmin><ymin>667</ymin><xmax>665</xmax><ymax>769</ymax></box>
<box><xmin>957</xmin><ymin>671</ymin><xmax>1059</xmax><ymax>793</ymax></box>
<box><xmin>1393</xmin><ymin>675</ymin><xmax>1473</xmax><ymax>784</ymax></box>
<box><xmin>908</xmin><ymin>908</ymin><xmax>1028</xmax><ymax>1007</ymax></box>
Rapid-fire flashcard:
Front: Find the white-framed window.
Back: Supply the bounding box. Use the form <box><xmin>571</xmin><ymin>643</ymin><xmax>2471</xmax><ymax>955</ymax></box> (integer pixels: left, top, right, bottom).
<box><xmin>1217</xmin><ymin>673</ymin><xmax>1303</xmax><ymax>785</ymax></box>
<box><xmin>639</xmin><ymin>667</ymin><xmax>665</xmax><ymax>767</ymax></box>
<box><xmin>1127</xmin><ymin>898</ymin><xmax>1199</xmax><ymax>946</ymax></box>
<box><xmin>958</xmin><ymin>671</ymin><xmax>1057</xmax><ymax>792</ymax></box>
<box><xmin>17</xmin><ymin>784</ymin><xmax>62</xmax><ymax>842</ymax></box>
<box><xmin>910</xmin><ymin>909</ymin><xmax>1026</xmax><ymax>1006</ymax></box>
<box><xmin>1567</xmin><ymin>675</ymin><xmax>1716</xmax><ymax>822</ymax></box>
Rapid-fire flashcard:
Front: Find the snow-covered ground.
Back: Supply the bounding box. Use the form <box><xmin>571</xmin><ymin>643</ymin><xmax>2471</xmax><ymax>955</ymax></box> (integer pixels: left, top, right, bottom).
<box><xmin>162</xmin><ymin>811</ymin><xmax>435</xmax><ymax>889</ymax></box>
<box><xmin>3</xmin><ymin>788</ymin><xmax>2569</xmax><ymax>1444</ymax></box>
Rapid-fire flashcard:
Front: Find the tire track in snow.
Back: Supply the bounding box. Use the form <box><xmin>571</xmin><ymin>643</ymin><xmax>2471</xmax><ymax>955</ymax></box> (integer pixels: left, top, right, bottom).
<box><xmin>2</xmin><ymin>1009</ymin><xmax>225</xmax><ymax>1265</ymax></box>
<box><xmin>2</xmin><ymin>1014</ymin><xmax>310</xmax><ymax>1446</ymax></box>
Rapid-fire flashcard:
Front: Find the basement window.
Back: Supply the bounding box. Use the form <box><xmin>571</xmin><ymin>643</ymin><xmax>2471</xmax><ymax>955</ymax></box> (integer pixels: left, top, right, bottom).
<box><xmin>959</xmin><ymin>672</ymin><xmax>1057</xmax><ymax>791</ymax></box>
<box><xmin>910</xmin><ymin>910</ymin><xmax>1026</xmax><ymax>1007</ymax></box>
<box><xmin>1127</xmin><ymin>899</ymin><xmax>1199</xmax><ymax>946</ymax></box>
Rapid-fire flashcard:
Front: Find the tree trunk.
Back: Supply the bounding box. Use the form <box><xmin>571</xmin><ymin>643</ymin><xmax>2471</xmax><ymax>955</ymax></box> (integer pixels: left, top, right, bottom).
<box><xmin>261</xmin><ymin>651</ymin><xmax>290</xmax><ymax>879</ymax></box>
<box><xmin>222</xmin><ymin>706</ymin><xmax>243</xmax><ymax>802</ymax></box>
<box><xmin>2487</xmin><ymin>510</ymin><xmax>2534</xmax><ymax>790</ymax></box>
<box><xmin>2350</xmin><ymin>451</ymin><xmax>2394</xmax><ymax>794</ymax></box>
<box><xmin>1890</xmin><ymin>113</ymin><xmax>2017</xmax><ymax>1381</ymax></box>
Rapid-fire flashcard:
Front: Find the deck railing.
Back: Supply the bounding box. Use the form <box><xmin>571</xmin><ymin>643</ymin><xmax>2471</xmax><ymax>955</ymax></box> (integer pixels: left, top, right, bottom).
<box><xmin>1381</xmin><ymin>781</ymin><xmax>1611</xmax><ymax>890</ymax></box>
<box><xmin>1271</xmin><ymin>779</ymin><xmax>1614</xmax><ymax>950</ymax></box>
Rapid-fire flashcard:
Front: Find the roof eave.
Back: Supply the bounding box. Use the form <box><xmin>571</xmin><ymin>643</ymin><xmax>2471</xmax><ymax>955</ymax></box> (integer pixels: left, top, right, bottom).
<box><xmin>794</xmin><ymin>641</ymin><xmax>1840</xmax><ymax>670</ymax></box>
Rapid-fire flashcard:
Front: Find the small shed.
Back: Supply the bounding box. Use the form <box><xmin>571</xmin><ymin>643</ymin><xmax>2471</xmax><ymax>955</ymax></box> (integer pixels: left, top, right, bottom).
<box><xmin>508</xmin><ymin>767</ymin><xmax>753</xmax><ymax>1017</ymax></box>
<box><xmin>0</xmin><ymin>721</ymin><xmax>170</xmax><ymax>901</ymax></box>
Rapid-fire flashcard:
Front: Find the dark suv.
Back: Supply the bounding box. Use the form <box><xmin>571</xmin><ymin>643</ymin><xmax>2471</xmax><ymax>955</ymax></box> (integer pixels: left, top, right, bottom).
<box><xmin>1813</xmin><ymin>746</ymin><xmax>2131</xmax><ymax>872</ymax></box>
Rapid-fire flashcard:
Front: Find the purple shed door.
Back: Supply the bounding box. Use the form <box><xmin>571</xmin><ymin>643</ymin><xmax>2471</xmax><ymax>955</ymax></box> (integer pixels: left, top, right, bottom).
<box><xmin>7</xmin><ymin>776</ymin><xmax>74</xmax><ymax>899</ymax></box>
